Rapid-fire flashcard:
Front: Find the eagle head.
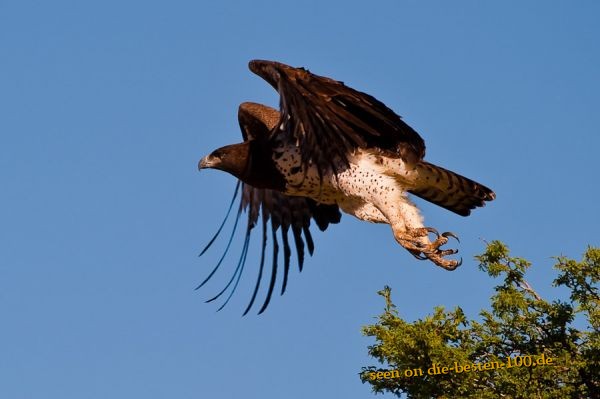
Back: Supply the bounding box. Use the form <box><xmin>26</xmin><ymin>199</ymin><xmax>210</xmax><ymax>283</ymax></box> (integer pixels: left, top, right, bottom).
<box><xmin>199</xmin><ymin>142</ymin><xmax>250</xmax><ymax>180</ymax></box>
<box><xmin>199</xmin><ymin>140</ymin><xmax>286</xmax><ymax>191</ymax></box>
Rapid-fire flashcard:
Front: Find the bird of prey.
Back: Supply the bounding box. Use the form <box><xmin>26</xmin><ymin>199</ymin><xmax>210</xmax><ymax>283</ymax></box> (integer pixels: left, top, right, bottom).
<box><xmin>198</xmin><ymin>60</ymin><xmax>495</xmax><ymax>314</ymax></box>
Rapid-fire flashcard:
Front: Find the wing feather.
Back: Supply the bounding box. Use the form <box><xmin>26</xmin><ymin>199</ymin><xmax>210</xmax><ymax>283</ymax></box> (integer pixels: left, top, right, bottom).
<box><xmin>198</xmin><ymin>103</ymin><xmax>342</xmax><ymax>314</ymax></box>
<box><xmin>249</xmin><ymin>60</ymin><xmax>426</xmax><ymax>182</ymax></box>
<box><xmin>242</xmin><ymin>213</ymin><xmax>268</xmax><ymax>316</ymax></box>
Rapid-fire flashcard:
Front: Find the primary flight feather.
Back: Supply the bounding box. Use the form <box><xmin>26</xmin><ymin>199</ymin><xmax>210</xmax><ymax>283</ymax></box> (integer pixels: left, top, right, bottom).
<box><xmin>198</xmin><ymin>60</ymin><xmax>495</xmax><ymax>314</ymax></box>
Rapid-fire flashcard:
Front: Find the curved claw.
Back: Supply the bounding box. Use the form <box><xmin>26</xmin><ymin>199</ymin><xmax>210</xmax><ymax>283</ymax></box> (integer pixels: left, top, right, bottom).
<box><xmin>443</xmin><ymin>257</ymin><xmax>462</xmax><ymax>271</ymax></box>
<box><xmin>439</xmin><ymin>248</ymin><xmax>458</xmax><ymax>256</ymax></box>
<box><xmin>408</xmin><ymin>249</ymin><xmax>428</xmax><ymax>260</ymax></box>
<box><xmin>424</xmin><ymin>227</ymin><xmax>440</xmax><ymax>238</ymax></box>
<box><xmin>442</xmin><ymin>232</ymin><xmax>460</xmax><ymax>243</ymax></box>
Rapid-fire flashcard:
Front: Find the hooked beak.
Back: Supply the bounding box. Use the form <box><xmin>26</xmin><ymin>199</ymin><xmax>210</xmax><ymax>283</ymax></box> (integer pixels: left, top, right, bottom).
<box><xmin>198</xmin><ymin>155</ymin><xmax>214</xmax><ymax>170</ymax></box>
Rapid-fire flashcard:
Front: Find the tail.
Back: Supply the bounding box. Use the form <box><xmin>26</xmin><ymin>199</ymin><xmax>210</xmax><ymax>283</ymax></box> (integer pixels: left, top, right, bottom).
<box><xmin>407</xmin><ymin>161</ymin><xmax>495</xmax><ymax>217</ymax></box>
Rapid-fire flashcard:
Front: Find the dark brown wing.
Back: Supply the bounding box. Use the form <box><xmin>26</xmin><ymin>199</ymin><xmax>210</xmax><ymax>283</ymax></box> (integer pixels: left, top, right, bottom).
<box><xmin>237</xmin><ymin>101</ymin><xmax>280</xmax><ymax>141</ymax></box>
<box><xmin>249</xmin><ymin>60</ymin><xmax>426</xmax><ymax>181</ymax></box>
<box><xmin>198</xmin><ymin>102</ymin><xmax>341</xmax><ymax>315</ymax></box>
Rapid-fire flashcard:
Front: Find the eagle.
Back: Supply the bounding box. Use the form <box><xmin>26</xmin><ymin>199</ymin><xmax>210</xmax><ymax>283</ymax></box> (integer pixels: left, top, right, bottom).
<box><xmin>198</xmin><ymin>60</ymin><xmax>495</xmax><ymax>314</ymax></box>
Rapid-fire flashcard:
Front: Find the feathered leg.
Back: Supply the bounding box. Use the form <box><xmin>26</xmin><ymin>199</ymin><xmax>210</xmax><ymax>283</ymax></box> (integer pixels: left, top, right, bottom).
<box><xmin>380</xmin><ymin>196</ymin><xmax>462</xmax><ymax>270</ymax></box>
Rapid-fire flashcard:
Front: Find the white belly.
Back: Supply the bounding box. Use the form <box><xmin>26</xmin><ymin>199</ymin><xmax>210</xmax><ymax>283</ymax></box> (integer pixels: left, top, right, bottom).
<box><xmin>277</xmin><ymin>148</ymin><xmax>420</xmax><ymax>226</ymax></box>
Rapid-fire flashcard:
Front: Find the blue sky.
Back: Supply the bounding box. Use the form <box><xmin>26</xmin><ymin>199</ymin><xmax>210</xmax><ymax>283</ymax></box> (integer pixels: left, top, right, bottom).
<box><xmin>1</xmin><ymin>1</ymin><xmax>598</xmax><ymax>398</ymax></box>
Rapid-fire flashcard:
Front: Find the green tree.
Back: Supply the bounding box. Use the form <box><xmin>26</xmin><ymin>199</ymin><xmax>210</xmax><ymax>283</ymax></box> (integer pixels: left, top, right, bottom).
<box><xmin>361</xmin><ymin>241</ymin><xmax>599</xmax><ymax>398</ymax></box>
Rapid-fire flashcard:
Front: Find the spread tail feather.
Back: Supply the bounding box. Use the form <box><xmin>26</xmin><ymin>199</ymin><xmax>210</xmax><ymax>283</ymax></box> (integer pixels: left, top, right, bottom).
<box><xmin>408</xmin><ymin>161</ymin><xmax>495</xmax><ymax>217</ymax></box>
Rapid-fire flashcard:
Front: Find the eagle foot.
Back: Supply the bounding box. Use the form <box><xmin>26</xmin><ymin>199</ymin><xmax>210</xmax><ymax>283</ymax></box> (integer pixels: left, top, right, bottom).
<box><xmin>427</xmin><ymin>253</ymin><xmax>462</xmax><ymax>271</ymax></box>
<box><xmin>397</xmin><ymin>228</ymin><xmax>462</xmax><ymax>271</ymax></box>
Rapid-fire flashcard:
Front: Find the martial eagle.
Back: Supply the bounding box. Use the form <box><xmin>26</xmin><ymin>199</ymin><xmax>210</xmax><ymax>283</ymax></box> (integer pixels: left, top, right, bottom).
<box><xmin>198</xmin><ymin>60</ymin><xmax>495</xmax><ymax>314</ymax></box>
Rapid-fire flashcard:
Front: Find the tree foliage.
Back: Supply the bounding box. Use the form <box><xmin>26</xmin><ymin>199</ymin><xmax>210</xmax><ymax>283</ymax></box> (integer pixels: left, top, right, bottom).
<box><xmin>361</xmin><ymin>241</ymin><xmax>599</xmax><ymax>398</ymax></box>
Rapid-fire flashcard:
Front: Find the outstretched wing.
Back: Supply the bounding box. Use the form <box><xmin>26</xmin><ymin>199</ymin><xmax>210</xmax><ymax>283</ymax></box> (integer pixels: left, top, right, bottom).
<box><xmin>248</xmin><ymin>59</ymin><xmax>426</xmax><ymax>181</ymax></box>
<box><xmin>198</xmin><ymin>103</ymin><xmax>341</xmax><ymax>315</ymax></box>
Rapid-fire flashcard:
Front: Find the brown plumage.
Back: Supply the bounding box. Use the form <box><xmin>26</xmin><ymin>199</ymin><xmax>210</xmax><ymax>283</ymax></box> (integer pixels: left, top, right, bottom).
<box><xmin>408</xmin><ymin>162</ymin><xmax>495</xmax><ymax>217</ymax></box>
<box><xmin>198</xmin><ymin>102</ymin><xmax>341</xmax><ymax>314</ymax></box>
<box><xmin>198</xmin><ymin>60</ymin><xmax>495</xmax><ymax>314</ymax></box>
